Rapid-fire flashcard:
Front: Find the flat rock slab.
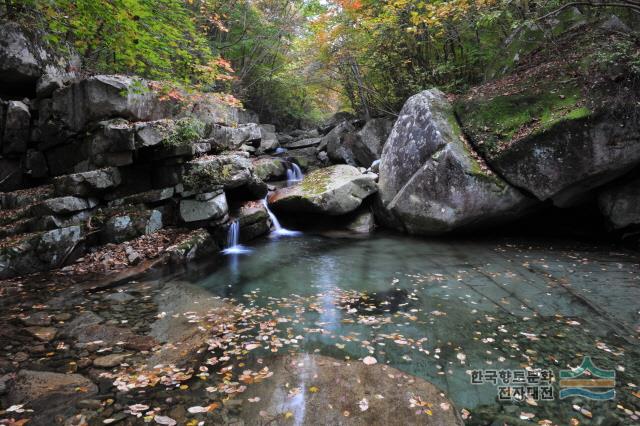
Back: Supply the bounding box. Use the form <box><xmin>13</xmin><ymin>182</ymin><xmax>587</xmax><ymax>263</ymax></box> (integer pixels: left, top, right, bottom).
<box><xmin>269</xmin><ymin>165</ymin><xmax>377</xmax><ymax>216</ymax></box>
<box><xmin>93</xmin><ymin>353</ymin><xmax>131</xmax><ymax>368</ymax></box>
<box><xmin>53</xmin><ymin>167</ymin><xmax>122</xmax><ymax>197</ymax></box>
<box><xmin>5</xmin><ymin>370</ymin><xmax>97</xmax><ymax>421</ymax></box>
<box><xmin>282</xmin><ymin>137</ymin><xmax>322</xmax><ymax>149</ymax></box>
<box><xmin>26</xmin><ymin>326</ymin><xmax>57</xmax><ymax>342</ymax></box>
<box><xmin>238</xmin><ymin>354</ymin><xmax>463</xmax><ymax>425</ymax></box>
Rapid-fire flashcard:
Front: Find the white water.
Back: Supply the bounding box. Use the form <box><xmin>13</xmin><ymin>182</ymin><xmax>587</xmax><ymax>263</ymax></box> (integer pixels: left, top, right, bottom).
<box><xmin>262</xmin><ymin>198</ymin><xmax>301</xmax><ymax>238</ymax></box>
<box><xmin>222</xmin><ymin>221</ymin><xmax>253</xmax><ymax>255</ymax></box>
<box><xmin>286</xmin><ymin>162</ymin><xmax>304</xmax><ymax>186</ymax></box>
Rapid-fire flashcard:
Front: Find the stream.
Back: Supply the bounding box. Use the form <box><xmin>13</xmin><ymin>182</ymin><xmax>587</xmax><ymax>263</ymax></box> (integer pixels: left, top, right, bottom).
<box><xmin>160</xmin><ymin>231</ymin><xmax>640</xmax><ymax>424</ymax></box>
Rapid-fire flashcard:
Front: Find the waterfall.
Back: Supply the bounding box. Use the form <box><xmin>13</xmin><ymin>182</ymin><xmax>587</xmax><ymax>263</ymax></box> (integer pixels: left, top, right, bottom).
<box><xmin>222</xmin><ymin>220</ymin><xmax>252</xmax><ymax>255</ymax></box>
<box><xmin>262</xmin><ymin>198</ymin><xmax>301</xmax><ymax>237</ymax></box>
<box><xmin>286</xmin><ymin>162</ymin><xmax>303</xmax><ymax>186</ymax></box>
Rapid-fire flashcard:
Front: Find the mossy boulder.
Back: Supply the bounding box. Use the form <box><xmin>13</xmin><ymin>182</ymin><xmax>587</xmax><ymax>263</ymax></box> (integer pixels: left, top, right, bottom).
<box><xmin>377</xmin><ymin>89</ymin><xmax>533</xmax><ymax>235</ymax></box>
<box><xmin>269</xmin><ymin>164</ymin><xmax>377</xmax><ymax>215</ymax></box>
<box><xmin>184</xmin><ymin>154</ymin><xmax>265</xmax><ymax>196</ymax></box>
<box><xmin>456</xmin><ymin>26</ymin><xmax>640</xmax><ymax>207</ymax></box>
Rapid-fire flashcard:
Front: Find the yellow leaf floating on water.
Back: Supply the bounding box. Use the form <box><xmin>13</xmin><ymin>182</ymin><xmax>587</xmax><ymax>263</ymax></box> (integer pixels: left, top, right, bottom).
<box><xmin>180</xmin><ymin>385</ymin><xmax>189</xmax><ymax>390</ymax></box>
<box><xmin>309</xmin><ymin>386</ymin><xmax>319</xmax><ymax>393</ymax></box>
<box><xmin>284</xmin><ymin>411</ymin><xmax>294</xmax><ymax>419</ymax></box>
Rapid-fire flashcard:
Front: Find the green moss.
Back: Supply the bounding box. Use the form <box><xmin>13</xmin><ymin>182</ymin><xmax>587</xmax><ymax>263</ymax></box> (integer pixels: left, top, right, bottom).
<box><xmin>456</xmin><ymin>83</ymin><xmax>588</xmax><ymax>157</ymax></box>
<box><xmin>300</xmin><ymin>168</ymin><xmax>332</xmax><ymax>196</ymax></box>
<box><xmin>163</xmin><ymin>117</ymin><xmax>205</xmax><ymax>147</ymax></box>
<box><xmin>183</xmin><ymin>161</ymin><xmax>232</xmax><ymax>190</ymax></box>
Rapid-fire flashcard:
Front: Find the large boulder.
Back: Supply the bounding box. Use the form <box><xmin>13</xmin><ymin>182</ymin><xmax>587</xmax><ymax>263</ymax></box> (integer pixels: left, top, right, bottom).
<box><xmin>378</xmin><ymin>89</ymin><xmax>532</xmax><ymax>235</ymax></box>
<box><xmin>2</xmin><ymin>100</ymin><xmax>30</xmax><ymax>155</ymax></box>
<box><xmin>0</xmin><ymin>225</ymin><xmax>83</xmax><ymax>279</ymax></box>
<box><xmin>351</xmin><ymin>118</ymin><xmax>394</xmax><ymax>167</ymax></box>
<box><xmin>456</xmin><ymin>24</ymin><xmax>640</xmax><ymax>208</ymax></box>
<box><xmin>324</xmin><ymin>121</ymin><xmax>357</xmax><ymax>165</ymax></box>
<box><xmin>458</xmin><ymin>87</ymin><xmax>640</xmax><ymax>207</ymax></box>
<box><xmin>51</xmin><ymin>75</ymin><xmax>174</xmax><ymax>132</ymax></box>
<box><xmin>282</xmin><ymin>137</ymin><xmax>322</xmax><ymax>150</ymax></box>
<box><xmin>183</xmin><ymin>95</ymin><xmax>258</xmax><ymax>127</ymax></box>
<box><xmin>53</xmin><ymin>167</ymin><xmax>122</xmax><ymax>196</ymax></box>
<box><xmin>598</xmin><ymin>176</ymin><xmax>640</xmax><ymax>229</ymax></box>
<box><xmin>318</xmin><ymin>111</ymin><xmax>355</xmax><ymax>135</ymax></box>
<box><xmin>208</xmin><ymin>123</ymin><xmax>262</xmax><ymax>151</ymax></box>
<box><xmin>252</xmin><ymin>157</ymin><xmax>289</xmax><ymax>182</ymax></box>
<box><xmin>238</xmin><ymin>200</ymin><xmax>270</xmax><ymax>238</ymax></box>
<box><xmin>179</xmin><ymin>192</ymin><xmax>228</xmax><ymax>223</ymax></box>
<box><xmin>0</xmin><ymin>22</ymin><xmax>49</xmax><ymax>91</ymax></box>
<box><xmin>184</xmin><ymin>153</ymin><xmax>266</xmax><ymax>197</ymax></box>
<box><xmin>257</xmin><ymin>124</ymin><xmax>279</xmax><ymax>153</ymax></box>
<box><xmin>269</xmin><ymin>165</ymin><xmax>378</xmax><ymax>215</ymax></box>
<box><xmin>31</xmin><ymin>195</ymin><xmax>95</xmax><ymax>216</ymax></box>
<box><xmin>100</xmin><ymin>208</ymin><xmax>163</xmax><ymax>243</ymax></box>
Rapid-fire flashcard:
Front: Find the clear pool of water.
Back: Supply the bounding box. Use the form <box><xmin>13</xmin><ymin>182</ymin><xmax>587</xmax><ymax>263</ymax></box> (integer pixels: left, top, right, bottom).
<box><xmin>168</xmin><ymin>232</ymin><xmax>640</xmax><ymax>423</ymax></box>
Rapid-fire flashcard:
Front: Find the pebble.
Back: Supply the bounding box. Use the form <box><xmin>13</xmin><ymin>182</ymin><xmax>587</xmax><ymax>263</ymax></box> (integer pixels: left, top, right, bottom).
<box><xmin>54</xmin><ymin>312</ymin><xmax>73</xmax><ymax>322</ymax></box>
<box><xmin>76</xmin><ymin>399</ymin><xmax>103</xmax><ymax>410</ymax></box>
<box><xmin>20</xmin><ymin>312</ymin><xmax>52</xmax><ymax>326</ymax></box>
<box><xmin>14</xmin><ymin>351</ymin><xmax>29</xmax><ymax>362</ymax></box>
<box><xmin>93</xmin><ymin>353</ymin><xmax>130</xmax><ymax>368</ymax></box>
<box><xmin>26</xmin><ymin>326</ymin><xmax>57</xmax><ymax>342</ymax></box>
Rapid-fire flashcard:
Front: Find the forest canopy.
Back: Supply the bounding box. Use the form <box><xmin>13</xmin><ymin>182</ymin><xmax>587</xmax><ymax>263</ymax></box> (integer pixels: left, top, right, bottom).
<box><xmin>4</xmin><ymin>0</ymin><xmax>639</xmax><ymax>127</ymax></box>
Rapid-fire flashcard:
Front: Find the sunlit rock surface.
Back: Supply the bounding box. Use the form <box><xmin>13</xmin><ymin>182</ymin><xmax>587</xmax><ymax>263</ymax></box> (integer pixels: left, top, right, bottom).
<box><xmin>378</xmin><ymin>89</ymin><xmax>532</xmax><ymax>235</ymax></box>
<box><xmin>269</xmin><ymin>164</ymin><xmax>377</xmax><ymax>215</ymax></box>
<box><xmin>238</xmin><ymin>354</ymin><xmax>463</xmax><ymax>425</ymax></box>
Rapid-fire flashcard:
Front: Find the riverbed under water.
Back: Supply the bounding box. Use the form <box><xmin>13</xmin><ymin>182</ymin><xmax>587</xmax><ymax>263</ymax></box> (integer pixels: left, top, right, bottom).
<box><xmin>162</xmin><ymin>231</ymin><xmax>640</xmax><ymax>424</ymax></box>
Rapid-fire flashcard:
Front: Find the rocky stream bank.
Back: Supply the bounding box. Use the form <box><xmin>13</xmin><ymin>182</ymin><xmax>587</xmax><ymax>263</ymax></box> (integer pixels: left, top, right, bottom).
<box><xmin>0</xmin><ymin>15</ymin><xmax>639</xmax><ymax>426</ymax></box>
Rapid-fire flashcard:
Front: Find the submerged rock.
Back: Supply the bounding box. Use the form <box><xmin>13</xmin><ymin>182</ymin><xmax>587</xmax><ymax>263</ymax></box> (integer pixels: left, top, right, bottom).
<box><xmin>378</xmin><ymin>89</ymin><xmax>532</xmax><ymax>235</ymax></box>
<box><xmin>4</xmin><ymin>370</ymin><xmax>97</xmax><ymax>422</ymax></box>
<box><xmin>238</xmin><ymin>354</ymin><xmax>463</xmax><ymax>425</ymax></box>
<box><xmin>269</xmin><ymin>165</ymin><xmax>378</xmax><ymax>216</ymax></box>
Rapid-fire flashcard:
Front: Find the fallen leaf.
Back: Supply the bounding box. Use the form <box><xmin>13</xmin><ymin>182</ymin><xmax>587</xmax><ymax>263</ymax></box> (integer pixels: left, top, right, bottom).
<box><xmin>154</xmin><ymin>415</ymin><xmax>177</xmax><ymax>426</ymax></box>
<box><xmin>363</xmin><ymin>356</ymin><xmax>377</xmax><ymax>365</ymax></box>
<box><xmin>359</xmin><ymin>398</ymin><xmax>369</xmax><ymax>411</ymax></box>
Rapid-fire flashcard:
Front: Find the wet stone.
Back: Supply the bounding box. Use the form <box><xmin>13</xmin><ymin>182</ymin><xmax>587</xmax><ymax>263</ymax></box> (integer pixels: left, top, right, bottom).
<box><xmin>26</xmin><ymin>326</ymin><xmax>57</xmax><ymax>342</ymax></box>
<box><xmin>93</xmin><ymin>353</ymin><xmax>131</xmax><ymax>368</ymax></box>
<box><xmin>20</xmin><ymin>311</ymin><xmax>52</xmax><ymax>326</ymax></box>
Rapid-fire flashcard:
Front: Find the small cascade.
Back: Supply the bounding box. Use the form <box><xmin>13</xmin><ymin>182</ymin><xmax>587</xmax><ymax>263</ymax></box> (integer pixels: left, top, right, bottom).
<box><xmin>286</xmin><ymin>162</ymin><xmax>304</xmax><ymax>186</ymax></box>
<box><xmin>222</xmin><ymin>220</ymin><xmax>252</xmax><ymax>255</ymax></box>
<box><xmin>262</xmin><ymin>198</ymin><xmax>301</xmax><ymax>237</ymax></box>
